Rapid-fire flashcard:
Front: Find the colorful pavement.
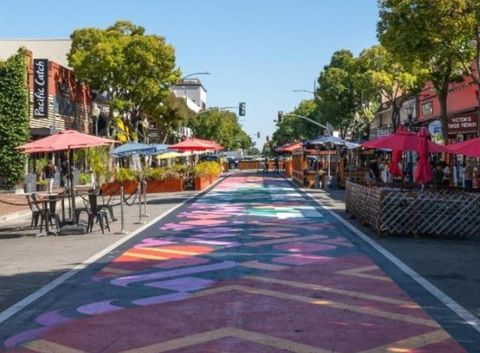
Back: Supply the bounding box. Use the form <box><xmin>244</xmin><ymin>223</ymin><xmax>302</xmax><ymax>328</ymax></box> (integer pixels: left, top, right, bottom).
<box><xmin>1</xmin><ymin>175</ymin><xmax>478</xmax><ymax>352</ymax></box>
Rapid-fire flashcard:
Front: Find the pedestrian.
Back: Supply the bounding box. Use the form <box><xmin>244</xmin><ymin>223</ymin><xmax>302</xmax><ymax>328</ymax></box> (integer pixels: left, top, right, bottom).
<box><xmin>44</xmin><ymin>160</ymin><xmax>56</xmax><ymax>194</ymax></box>
<box><xmin>263</xmin><ymin>157</ymin><xmax>269</xmax><ymax>174</ymax></box>
<box><xmin>464</xmin><ymin>160</ymin><xmax>474</xmax><ymax>191</ymax></box>
<box><xmin>381</xmin><ymin>162</ymin><xmax>393</xmax><ymax>184</ymax></box>
<box><xmin>315</xmin><ymin>164</ymin><xmax>326</xmax><ymax>189</ymax></box>
<box><xmin>274</xmin><ymin>157</ymin><xmax>280</xmax><ymax>175</ymax></box>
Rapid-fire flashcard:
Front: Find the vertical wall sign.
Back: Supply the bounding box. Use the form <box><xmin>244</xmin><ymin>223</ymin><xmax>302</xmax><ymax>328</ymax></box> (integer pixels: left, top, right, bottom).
<box><xmin>33</xmin><ymin>59</ymin><xmax>49</xmax><ymax>118</ymax></box>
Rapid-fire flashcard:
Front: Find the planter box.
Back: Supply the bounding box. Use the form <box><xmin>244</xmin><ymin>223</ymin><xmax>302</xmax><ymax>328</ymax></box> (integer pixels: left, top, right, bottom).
<box><xmin>101</xmin><ymin>181</ymin><xmax>138</xmax><ymax>196</ymax></box>
<box><xmin>146</xmin><ymin>178</ymin><xmax>183</xmax><ymax>193</ymax></box>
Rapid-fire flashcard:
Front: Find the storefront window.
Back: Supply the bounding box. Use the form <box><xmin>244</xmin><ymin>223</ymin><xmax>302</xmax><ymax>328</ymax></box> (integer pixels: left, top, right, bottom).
<box><xmin>422</xmin><ymin>102</ymin><xmax>433</xmax><ymax>117</ymax></box>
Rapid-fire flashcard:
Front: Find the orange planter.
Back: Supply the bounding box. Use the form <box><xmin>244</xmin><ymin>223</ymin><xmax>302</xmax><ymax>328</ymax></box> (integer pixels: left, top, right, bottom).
<box><xmin>284</xmin><ymin>160</ymin><xmax>293</xmax><ymax>178</ymax></box>
<box><xmin>146</xmin><ymin>179</ymin><xmax>183</xmax><ymax>193</ymax></box>
<box><xmin>101</xmin><ymin>181</ymin><xmax>138</xmax><ymax>196</ymax></box>
<box><xmin>194</xmin><ymin>175</ymin><xmax>219</xmax><ymax>190</ymax></box>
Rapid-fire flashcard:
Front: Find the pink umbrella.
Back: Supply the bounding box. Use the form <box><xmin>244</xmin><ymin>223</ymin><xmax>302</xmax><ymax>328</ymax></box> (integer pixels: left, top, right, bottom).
<box><xmin>169</xmin><ymin>138</ymin><xmax>221</xmax><ymax>152</ymax></box>
<box><xmin>16</xmin><ymin>130</ymin><xmax>116</xmax><ymax>153</ymax></box>
<box><xmin>414</xmin><ymin>127</ymin><xmax>433</xmax><ymax>185</ymax></box>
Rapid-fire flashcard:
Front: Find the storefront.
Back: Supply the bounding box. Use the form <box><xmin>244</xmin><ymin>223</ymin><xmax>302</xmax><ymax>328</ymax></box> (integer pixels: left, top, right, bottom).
<box><xmin>447</xmin><ymin>112</ymin><xmax>479</xmax><ymax>143</ymax></box>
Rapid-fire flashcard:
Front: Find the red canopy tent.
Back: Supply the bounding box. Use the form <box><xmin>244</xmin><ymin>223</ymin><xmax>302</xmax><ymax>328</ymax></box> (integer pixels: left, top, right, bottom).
<box><xmin>446</xmin><ymin>137</ymin><xmax>480</xmax><ymax>157</ymax></box>
<box><xmin>362</xmin><ymin>127</ymin><xmax>449</xmax><ymax>154</ymax></box>
<box><xmin>16</xmin><ymin>130</ymin><xmax>116</xmax><ymax>153</ymax></box>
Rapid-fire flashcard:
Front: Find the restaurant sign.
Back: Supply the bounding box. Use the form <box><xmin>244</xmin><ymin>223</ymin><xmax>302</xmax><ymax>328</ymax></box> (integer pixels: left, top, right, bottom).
<box><xmin>447</xmin><ymin>114</ymin><xmax>479</xmax><ymax>135</ymax></box>
<box><xmin>33</xmin><ymin>59</ymin><xmax>49</xmax><ymax>118</ymax></box>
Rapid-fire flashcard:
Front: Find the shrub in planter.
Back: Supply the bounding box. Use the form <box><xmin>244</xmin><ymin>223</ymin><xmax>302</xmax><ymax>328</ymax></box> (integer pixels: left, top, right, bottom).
<box><xmin>193</xmin><ymin>161</ymin><xmax>222</xmax><ymax>190</ymax></box>
<box><xmin>144</xmin><ymin>167</ymin><xmax>183</xmax><ymax>193</ymax></box>
<box><xmin>101</xmin><ymin>168</ymin><xmax>138</xmax><ymax>195</ymax></box>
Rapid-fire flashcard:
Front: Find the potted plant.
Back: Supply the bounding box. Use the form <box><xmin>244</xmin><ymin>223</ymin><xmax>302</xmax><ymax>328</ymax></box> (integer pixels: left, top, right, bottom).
<box><xmin>144</xmin><ymin>166</ymin><xmax>184</xmax><ymax>193</ymax></box>
<box><xmin>101</xmin><ymin>168</ymin><xmax>138</xmax><ymax>195</ymax></box>
<box><xmin>193</xmin><ymin>161</ymin><xmax>222</xmax><ymax>190</ymax></box>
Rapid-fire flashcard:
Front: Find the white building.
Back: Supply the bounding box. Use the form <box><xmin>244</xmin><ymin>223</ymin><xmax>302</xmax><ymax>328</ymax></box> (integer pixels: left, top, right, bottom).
<box><xmin>172</xmin><ymin>79</ymin><xmax>207</xmax><ymax>113</ymax></box>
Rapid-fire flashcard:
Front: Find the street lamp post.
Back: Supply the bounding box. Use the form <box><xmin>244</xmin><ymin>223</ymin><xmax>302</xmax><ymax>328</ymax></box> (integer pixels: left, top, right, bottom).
<box><xmin>178</xmin><ymin>72</ymin><xmax>211</xmax><ymax>102</ymax></box>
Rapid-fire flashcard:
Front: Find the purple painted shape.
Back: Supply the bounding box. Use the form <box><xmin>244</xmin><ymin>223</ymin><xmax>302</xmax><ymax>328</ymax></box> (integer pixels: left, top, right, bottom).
<box><xmin>133</xmin><ymin>292</ymin><xmax>189</xmax><ymax>306</ymax></box>
<box><xmin>199</xmin><ymin>227</ymin><xmax>242</xmax><ymax>233</ymax></box>
<box><xmin>160</xmin><ymin>223</ymin><xmax>193</xmax><ymax>231</ymax></box>
<box><xmin>111</xmin><ymin>261</ymin><xmax>237</xmax><ymax>287</ymax></box>
<box><xmin>153</xmin><ymin>257</ymin><xmax>209</xmax><ymax>269</ymax></box>
<box><xmin>135</xmin><ymin>238</ymin><xmax>175</xmax><ymax>248</ymax></box>
<box><xmin>273</xmin><ymin>254</ymin><xmax>333</xmax><ymax>265</ymax></box>
<box><xmin>274</xmin><ymin>242</ymin><xmax>336</xmax><ymax>253</ymax></box>
<box><xmin>77</xmin><ymin>300</ymin><xmax>123</xmax><ymax>315</ymax></box>
<box><xmin>35</xmin><ymin>310</ymin><xmax>70</xmax><ymax>327</ymax></box>
<box><xmin>4</xmin><ymin>327</ymin><xmax>49</xmax><ymax>347</ymax></box>
<box><xmin>145</xmin><ymin>277</ymin><xmax>214</xmax><ymax>291</ymax></box>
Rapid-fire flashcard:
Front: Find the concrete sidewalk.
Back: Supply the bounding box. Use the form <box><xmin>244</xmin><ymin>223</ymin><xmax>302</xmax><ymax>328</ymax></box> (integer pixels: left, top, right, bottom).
<box><xmin>0</xmin><ymin>190</ymin><xmax>197</xmax><ymax>313</ymax></box>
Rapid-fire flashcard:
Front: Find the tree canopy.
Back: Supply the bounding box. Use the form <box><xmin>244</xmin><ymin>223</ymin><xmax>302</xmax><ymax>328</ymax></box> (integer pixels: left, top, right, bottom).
<box><xmin>188</xmin><ymin>109</ymin><xmax>252</xmax><ymax>150</ymax></box>
<box><xmin>378</xmin><ymin>0</ymin><xmax>477</xmax><ymax>141</ymax></box>
<box><xmin>68</xmin><ymin>20</ymin><xmax>180</xmax><ymax>139</ymax></box>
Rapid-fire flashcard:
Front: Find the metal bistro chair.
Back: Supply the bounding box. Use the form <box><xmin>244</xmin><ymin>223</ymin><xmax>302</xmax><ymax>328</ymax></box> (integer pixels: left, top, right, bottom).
<box><xmin>76</xmin><ymin>190</ymin><xmax>110</xmax><ymax>234</ymax></box>
<box><xmin>35</xmin><ymin>194</ymin><xmax>62</xmax><ymax>234</ymax></box>
<box><xmin>26</xmin><ymin>194</ymin><xmax>41</xmax><ymax>228</ymax></box>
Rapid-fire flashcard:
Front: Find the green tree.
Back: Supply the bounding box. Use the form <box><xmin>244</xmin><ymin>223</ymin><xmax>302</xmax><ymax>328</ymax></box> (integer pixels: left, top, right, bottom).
<box><xmin>0</xmin><ymin>48</ymin><xmax>29</xmax><ymax>189</ymax></box>
<box><xmin>316</xmin><ymin>50</ymin><xmax>357</xmax><ymax>138</ymax></box>
<box><xmin>188</xmin><ymin>109</ymin><xmax>252</xmax><ymax>150</ymax></box>
<box><xmin>378</xmin><ymin>0</ymin><xmax>477</xmax><ymax>142</ymax></box>
<box><xmin>68</xmin><ymin>20</ymin><xmax>180</xmax><ymax>139</ymax></box>
<box><xmin>355</xmin><ymin>45</ymin><xmax>420</xmax><ymax>131</ymax></box>
<box><xmin>272</xmin><ymin>99</ymin><xmax>318</xmax><ymax>146</ymax></box>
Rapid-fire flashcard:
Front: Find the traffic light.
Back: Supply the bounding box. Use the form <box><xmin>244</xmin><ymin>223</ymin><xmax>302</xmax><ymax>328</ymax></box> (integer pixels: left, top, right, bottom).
<box><xmin>239</xmin><ymin>102</ymin><xmax>246</xmax><ymax>116</ymax></box>
<box><xmin>257</xmin><ymin>132</ymin><xmax>261</xmax><ymax>138</ymax></box>
<box><xmin>266</xmin><ymin>135</ymin><xmax>270</xmax><ymax>142</ymax></box>
<box><xmin>277</xmin><ymin>111</ymin><xmax>284</xmax><ymax>123</ymax></box>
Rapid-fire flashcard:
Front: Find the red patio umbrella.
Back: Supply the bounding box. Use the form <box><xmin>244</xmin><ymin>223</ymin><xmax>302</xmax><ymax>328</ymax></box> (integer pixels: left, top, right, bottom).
<box><xmin>16</xmin><ymin>130</ymin><xmax>116</xmax><ymax>153</ymax></box>
<box><xmin>446</xmin><ymin>137</ymin><xmax>480</xmax><ymax>157</ymax></box>
<box><xmin>414</xmin><ymin>127</ymin><xmax>433</xmax><ymax>185</ymax></box>
<box><xmin>362</xmin><ymin>126</ymin><xmax>449</xmax><ymax>153</ymax></box>
<box><xmin>390</xmin><ymin>150</ymin><xmax>403</xmax><ymax>177</ymax></box>
<box><xmin>169</xmin><ymin>138</ymin><xmax>221</xmax><ymax>152</ymax></box>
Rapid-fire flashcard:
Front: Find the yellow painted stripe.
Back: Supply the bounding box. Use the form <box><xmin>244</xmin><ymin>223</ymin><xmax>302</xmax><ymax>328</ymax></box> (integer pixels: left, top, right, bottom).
<box><xmin>123</xmin><ymin>252</ymin><xmax>169</xmax><ymax>261</ymax></box>
<box><xmin>25</xmin><ymin>339</ymin><xmax>87</xmax><ymax>353</ymax></box>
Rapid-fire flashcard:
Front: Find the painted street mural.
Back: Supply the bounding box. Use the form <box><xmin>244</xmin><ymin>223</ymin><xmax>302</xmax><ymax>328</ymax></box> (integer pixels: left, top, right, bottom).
<box><xmin>0</xmin><ymin>176</ymin><xmax>471</xmax><ymax>352</ymax></box>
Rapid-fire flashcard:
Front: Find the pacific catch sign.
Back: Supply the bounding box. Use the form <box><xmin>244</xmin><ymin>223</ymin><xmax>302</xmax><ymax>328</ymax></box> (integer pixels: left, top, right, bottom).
<box><xmin>33</xmin><ymin>59</ymin><xmax>49</xmax><ymax>118</ymax></box>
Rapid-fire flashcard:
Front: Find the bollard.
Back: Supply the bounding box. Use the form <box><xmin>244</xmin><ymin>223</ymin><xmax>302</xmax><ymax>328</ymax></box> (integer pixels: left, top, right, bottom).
<box><xmin>142</xmin><ymin>180</ymin><xmax>150</xmax><ymax>217</ymax></box>
<box><xmin>114</xmin><ymin>185</ymin><xmax>129</xmax><ymax>235</ymax></box>
<box><xmin>134</xmin><ymin>181</ymin><xmax>144</xmax><ymax>225</ymax></box>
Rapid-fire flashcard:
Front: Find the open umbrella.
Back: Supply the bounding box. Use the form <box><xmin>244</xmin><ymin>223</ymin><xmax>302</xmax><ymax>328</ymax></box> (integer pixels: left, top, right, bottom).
<box><xmin>16</xmin><ymin>130</ymin><xmax>115</xmax><ymax>153</ymax></box>
<box><xmin>414</xmin><ymin>127</ymin><xmax>433</xmax><ymax>185</ymax></box>
<box><xmin>169</xmin><ymin>138</ymin><xmax>220</xmax><ymax>152</ymax></box>
<box><xmin>111</xmin><ymin>143</ymin><xmax>156</xmax><ymax>157</ymax></box>
<box><xmin>446</xmin><ymin>137</ymin><xmax>480</xmax><ymax>157</ymax></box>
<box><xmin>362</xmin><ymin>126</ymin><xmax>449</xmax><ymax>153</ymax></box>
<box><xmin>156</xmin><ymin>151</ymin><xmax>185</xmax><ymax>160</ymax></box>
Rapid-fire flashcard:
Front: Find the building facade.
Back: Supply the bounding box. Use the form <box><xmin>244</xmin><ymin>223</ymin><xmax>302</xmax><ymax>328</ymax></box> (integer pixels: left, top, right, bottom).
<box><xmin>172</xmin><ymin>79</ymin><xmax>207</xmax><ymax>113</ymax></box>
<box><xmin>0</xmin><ymin>39</ymin><xmax>92</xmax><ymax>138</ymax></box>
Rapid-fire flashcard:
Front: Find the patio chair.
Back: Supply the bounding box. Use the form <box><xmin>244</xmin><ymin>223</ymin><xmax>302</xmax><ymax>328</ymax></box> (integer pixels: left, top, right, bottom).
<box><xmin>26</xmin><ymin>194</ymin><xmax>41</xmax><ymax>228</ymax></box>
<box><xmin>36</xmin><ymin>194</ymin><xmax>62</xmax><ymax>233</ymax></box>
<box><xmin>76</xmin><ymin>191</ymin><xmax>110</xmax><ymax>234</ymax></box>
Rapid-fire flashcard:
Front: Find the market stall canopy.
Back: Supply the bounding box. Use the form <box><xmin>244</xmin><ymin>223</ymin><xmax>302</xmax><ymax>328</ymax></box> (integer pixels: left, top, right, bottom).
<box><xmin>446</xmin><ymin>137</ymin><xmax>480</xmax><ymax>157</ymax></box>
<box><xmin>111</xmin><ymin>142</ymin><xmax>156</xmax><ymax>157</ymax></box>
<box><xmin>307</xmin><ymin>136</ymin><xmax>360</xmax><ymax>149</ymax></box>
<box><xmin>276</xmin><ymin>142</ymin><xmax>303</xmax><ymax>153</ymax></box>
<box><xmin>361</xmin><ymin>127</ymin><xmax>449</xmax><ymax>153</ymax></box>
<box><xmin>169</xmin><ymin>138</ymin><xmax>222</xmax><ymax>152</ymax></box>
<box><xmin>16</xmin><ymin>130</ymin><xmax>116</xmax><ymax>153</ymax></box>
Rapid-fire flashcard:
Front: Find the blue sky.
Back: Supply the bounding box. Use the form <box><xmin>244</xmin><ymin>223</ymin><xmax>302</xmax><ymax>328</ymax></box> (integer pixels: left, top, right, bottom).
<box><xmin>1</xmin><ymin>0</ymin><xmax>379</xmax><ymax>148</ymax></box>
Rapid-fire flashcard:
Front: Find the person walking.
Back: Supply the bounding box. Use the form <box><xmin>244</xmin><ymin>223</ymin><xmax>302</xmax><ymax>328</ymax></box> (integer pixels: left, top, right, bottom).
<box><xmin>60</xmin><ymin>158</ymin><xmax>70</xmax><ymax>190</ymax></box>
<box><xmin>44</xmin><ymin>160</ymin><xmax>56</xmax><ymax>194</ymax></box>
